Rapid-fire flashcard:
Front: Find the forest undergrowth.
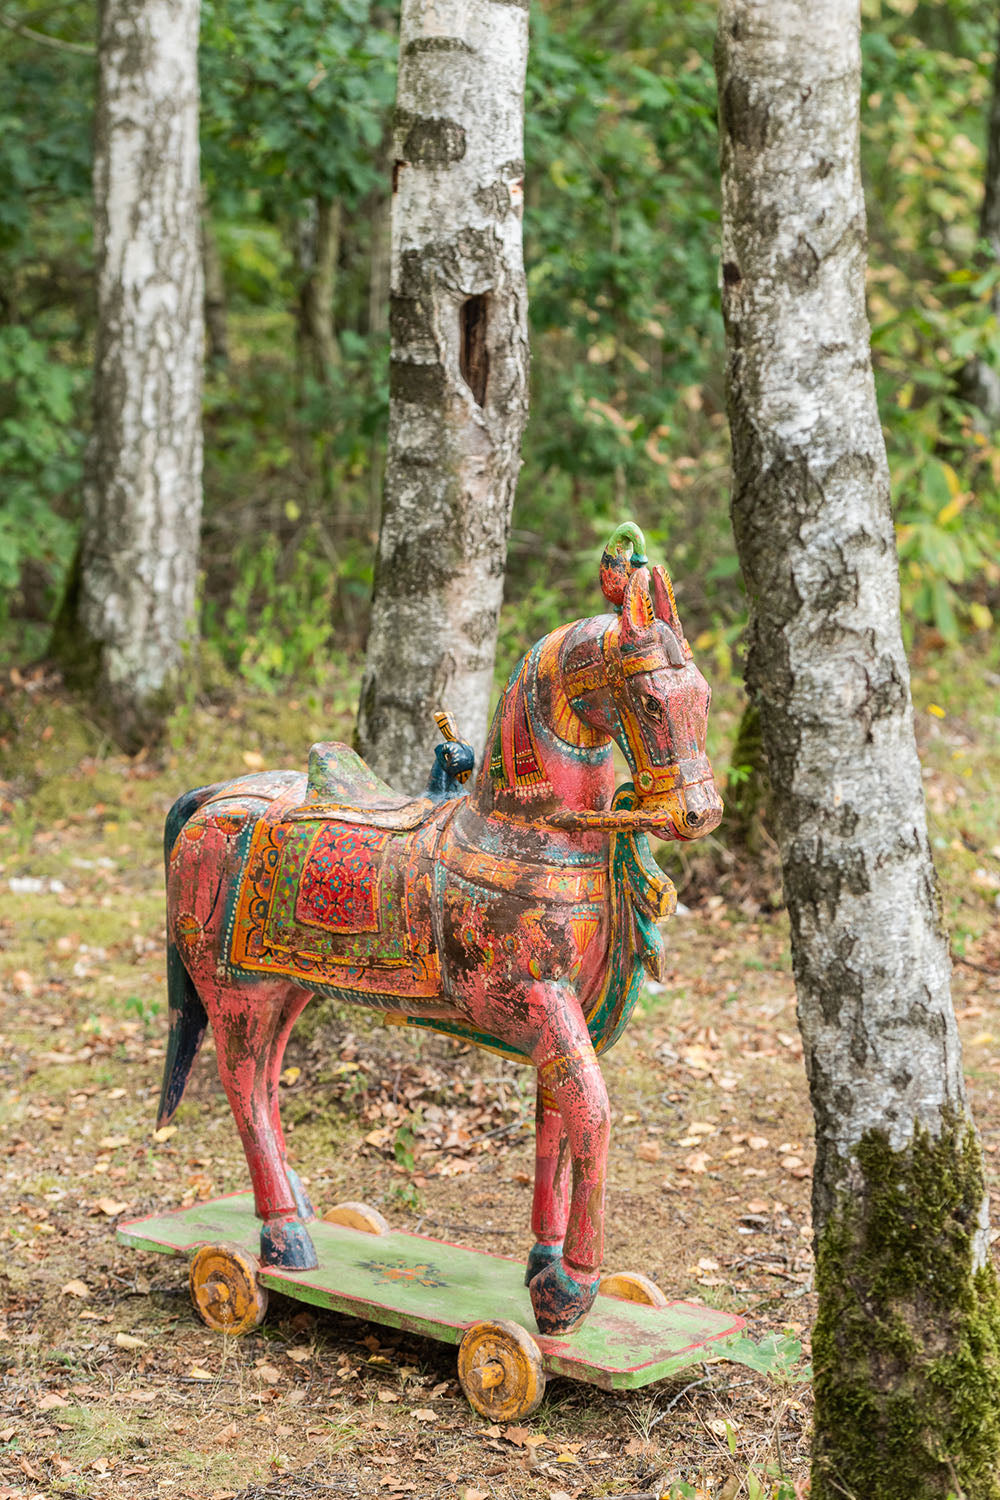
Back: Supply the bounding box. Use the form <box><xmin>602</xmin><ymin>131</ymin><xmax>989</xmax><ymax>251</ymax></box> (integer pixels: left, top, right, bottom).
<box><xmin>0</xmin><ymin>639</ymin><xmax>998</xmax><ymax>1500</ymax></box>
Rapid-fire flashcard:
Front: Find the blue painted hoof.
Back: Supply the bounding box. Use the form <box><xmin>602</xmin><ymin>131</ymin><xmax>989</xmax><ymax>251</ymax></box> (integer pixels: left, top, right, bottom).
<box><xmin>524</xmin><ymin>1240</ymin><xmax>563</xmax><ymax>1287</ymax></box>
<box><xmin>260</xmin><ymin>1216</ymin><xmax>318</xmax><ymax>1271</ymax></box>
<box><xmin>529</xmin><ymin>1258</ymin><xmax>599</xmax><ymax>1336</ymax></box>
<box><xmin>286</xmin><ymin>1167</ymin><xmax>316</xmax><ymax>1222</ymax></box>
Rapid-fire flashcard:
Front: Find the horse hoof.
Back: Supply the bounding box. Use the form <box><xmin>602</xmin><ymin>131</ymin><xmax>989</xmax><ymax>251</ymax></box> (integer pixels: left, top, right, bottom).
<box><xmin>524</xmin><ymin>1241</ymin><xmax>563</xmax><ymax>1287</ymax></box>
<box><xmin>286</xmin><ymin>1167</ymin><xmax>316</xmax><ymax>1222</ymax></box>
<box><xmin>260</xmin><ymin>1216</ymin><xmax>318</xmax><ymax>1271</ymax></box>
<box><xmin>529</xmin><ymin>1259</ymin><xmax>599</xmax><ymax>1336</ymax></box>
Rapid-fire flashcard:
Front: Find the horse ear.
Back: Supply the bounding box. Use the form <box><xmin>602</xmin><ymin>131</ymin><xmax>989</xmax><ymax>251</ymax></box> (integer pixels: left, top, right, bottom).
<box><xmin>620</xmin><ymin>568</ymin><xmax>655</xmax><ymax>645</ymax></box>
<box><xmin>650</xmin><ymin>564</ymin><xmax>690</xmax><ymax>654</ymax></box>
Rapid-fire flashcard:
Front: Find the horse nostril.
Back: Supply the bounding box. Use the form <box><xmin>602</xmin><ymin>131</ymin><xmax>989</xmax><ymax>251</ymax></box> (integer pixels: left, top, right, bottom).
<box><xmin>686</xmin><ymin>811</ymin><xmax>703</xmax><ymax>829</ymax></box>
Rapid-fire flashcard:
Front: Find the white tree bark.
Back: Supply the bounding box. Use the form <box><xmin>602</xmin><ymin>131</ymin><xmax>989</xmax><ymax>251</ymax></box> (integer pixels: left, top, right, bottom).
<box><xmin>71</xmin><ymin>0</ymin><xmax>203</xmax><ymax>746</ymax></box>
<box><xmin>718</xmin><ymin>4</ymin><xmax>1000</xmax><ymax>1494</ymax></box>
<box><xmin>356</xmin><ymin>0</ymin><xmax>530</xmax><ymax>794</ymax></box>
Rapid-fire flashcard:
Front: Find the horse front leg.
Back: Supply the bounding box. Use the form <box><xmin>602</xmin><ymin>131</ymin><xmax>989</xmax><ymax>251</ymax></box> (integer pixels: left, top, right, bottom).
<box><xmin>525</xmin><ymin>1078</ymin><xmax>570</xmax><ymax>1286</ymax></box>
<box><xmin>527</xmin><ymin>984</ymin><xmax>611</xmax><ymax>1336</ymax></box>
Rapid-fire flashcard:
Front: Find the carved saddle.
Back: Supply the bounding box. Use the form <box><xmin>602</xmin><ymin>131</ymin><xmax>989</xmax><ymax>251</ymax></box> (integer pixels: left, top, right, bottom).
<box><xmin>285</xmin><ymin>742</ymin><xmax>438</xmax><ymax>830</ymax></box>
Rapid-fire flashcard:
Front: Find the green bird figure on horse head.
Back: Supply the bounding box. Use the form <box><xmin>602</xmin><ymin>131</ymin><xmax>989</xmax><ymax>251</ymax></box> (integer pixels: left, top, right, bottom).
<box><xmin>158</xmin><ymin>523</ymin><xmax>723</xmax><ymax>1336</ymax></box>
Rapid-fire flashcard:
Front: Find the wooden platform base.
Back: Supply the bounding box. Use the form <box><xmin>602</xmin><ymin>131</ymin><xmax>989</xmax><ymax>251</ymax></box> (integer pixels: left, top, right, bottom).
<box><xmin>118</xmin><ymin>1193</ymin><xmax>745</xmax><ymax>1394</ymax></box>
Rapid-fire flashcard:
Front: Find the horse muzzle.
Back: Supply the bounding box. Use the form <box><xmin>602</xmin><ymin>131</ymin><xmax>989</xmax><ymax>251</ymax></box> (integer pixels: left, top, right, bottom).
<box><xmin>633</xmin><ymin>774</ymin><xmax>723</xmax><ymax>842</ymax></box>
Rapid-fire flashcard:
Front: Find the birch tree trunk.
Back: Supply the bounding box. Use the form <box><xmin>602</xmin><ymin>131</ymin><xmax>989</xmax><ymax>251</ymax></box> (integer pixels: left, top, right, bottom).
<box><xmin>716</xmin><ymin>4</ymin><xmax>1000</xmax><ymax>1495</ymax></box>
<box><xmin>54</xmin><ymin>0</ymin><xmax>203</xmax><ymax>749</ymax></box>
<box><xmin>356</xmin><ymin>0</ymin><xmax>530</xmax><ymax>793</ymax></box>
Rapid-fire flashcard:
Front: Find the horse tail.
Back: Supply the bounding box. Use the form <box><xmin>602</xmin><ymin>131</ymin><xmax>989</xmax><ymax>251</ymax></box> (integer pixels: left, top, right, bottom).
<box><xmin>157</xmin><ymin>784</ymin><xmax>224</xmax><ymax>1129</ymax></box>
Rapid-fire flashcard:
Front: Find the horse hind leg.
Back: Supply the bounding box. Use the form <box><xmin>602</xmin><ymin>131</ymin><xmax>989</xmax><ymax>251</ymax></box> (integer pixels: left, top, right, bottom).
<box><xmin>525</xmin><ymin>1078</ymin><xmax>570</xmax><ymax>1286</ymax></box>
<box><xmin>205</xmin><ymin>976</ymin><xmax>319</xmax><ymax>1271</ymax></box>
<box><xmin>263</xmin><ymin>985</ymin><xmax>316</xmax><ymax>1223</ymax></box>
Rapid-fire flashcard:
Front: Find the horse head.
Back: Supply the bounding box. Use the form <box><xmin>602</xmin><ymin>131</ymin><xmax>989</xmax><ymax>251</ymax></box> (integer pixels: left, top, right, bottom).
<box><xmin>554</xmin><ymin>524</ymin><xmax>724</xmax><ymax>842</ymax></box>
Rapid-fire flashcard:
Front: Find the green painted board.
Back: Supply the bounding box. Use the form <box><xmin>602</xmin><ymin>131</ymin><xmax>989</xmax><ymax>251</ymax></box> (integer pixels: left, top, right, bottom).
<box><xmin>118</xmin><ymin>1193</ymin><xmax>745</xmax><ymax>1391</ymax></box>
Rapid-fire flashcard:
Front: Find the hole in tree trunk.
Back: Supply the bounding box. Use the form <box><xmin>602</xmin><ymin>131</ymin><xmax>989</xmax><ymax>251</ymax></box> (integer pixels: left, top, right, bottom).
<box><xmin>459</xmin><ymin>295</ymin><xmax>489</xmax><ymax>406</ymax></box>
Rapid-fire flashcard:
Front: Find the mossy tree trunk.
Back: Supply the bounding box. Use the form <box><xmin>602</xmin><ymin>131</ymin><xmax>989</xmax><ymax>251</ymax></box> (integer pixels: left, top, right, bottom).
<box><xmin>52</xmin><ymin>0</ymin><xmax>203</xmax><ymax>750</ymax></box>
<box><xmin>716</xmin><ymin>3</ymin><xmax>1000</xmax><ymax>1496</ymax></box>
<box><xmin>356</xmin><ymin>0</ymin><xmax>530</xmax><ymax>793</ymax></box>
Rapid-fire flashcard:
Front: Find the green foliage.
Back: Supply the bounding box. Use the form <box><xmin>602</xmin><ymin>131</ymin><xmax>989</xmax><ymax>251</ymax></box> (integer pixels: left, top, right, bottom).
<box><xmin>200</xmin><ymin>0</ymin><xmax>397</xmax><ymax>213</ymax></box>
<box><xmin>0</xmin><ymin>327</ymin><xmax>83</xmax><ymax>616</ymax></box>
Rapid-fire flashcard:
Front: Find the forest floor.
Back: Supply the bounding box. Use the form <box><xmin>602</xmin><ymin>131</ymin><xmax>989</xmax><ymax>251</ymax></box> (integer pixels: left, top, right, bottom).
<box><xmin>0</xmin><ymin>641</ymin><xmax>998</xmax><ymax>1500</ymax></box>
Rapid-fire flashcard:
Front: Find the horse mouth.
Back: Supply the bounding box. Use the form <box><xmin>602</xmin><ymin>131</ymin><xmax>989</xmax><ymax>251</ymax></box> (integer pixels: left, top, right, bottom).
<box><xmin>634</xmin><ymin>794</ymin><xmax>723</xmax><ymax>842</ymax></box>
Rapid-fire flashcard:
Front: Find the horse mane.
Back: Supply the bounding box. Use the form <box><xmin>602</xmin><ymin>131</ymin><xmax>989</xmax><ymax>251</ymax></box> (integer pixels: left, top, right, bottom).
<box><xmin>471</xmin><ymin>619</ymin><xmax>613</xmax><ymax>815</ymax></box>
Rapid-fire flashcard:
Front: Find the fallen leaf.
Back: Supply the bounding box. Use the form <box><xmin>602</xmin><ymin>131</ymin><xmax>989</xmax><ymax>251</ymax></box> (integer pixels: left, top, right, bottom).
<box><xmin>0</xmin><ymin>1427</ymin><xmax>15</xmax><ymax>1442</ymax></box>
<box><xmin>115</xmin><ymin>1332</ymin><xmax>147</xmax><ymax>1350</ymax></box>
<box><xmin>281</xmin><ymin>1067</ymin><xmax>301</xmax><ymax>1085</ymax></box>
<box><xmin>410</xmin><ymin>1408</ymin><xmax>437</xmax><ymax>1421</ymax></box>
<box><xmin>285</xmin><ymin>1388</ymin><xmax>307</xmax><ymax>1406</ymax></box>
<box><xmin>463</xmin><ymin>1490</ymin><xmax>488</xmax><ymax>1500</ymax></box>
<box><xmin>98</xmin><ymin>1135</ymin><xmax>130</xmax><ymax>1150</ymax></box>
<box><xmin>61</xmin><ymin>1279</ymin><xmax>90</xmax><ymax>1299</ymax></box>
<box><xmin>242</xmin><ymin>750</ymin><xmax>265</xmax><ymax>769</ymax></box>
<box><xmin>747</xmin><ymin>1135</ymin><xmax>769</xmax><ymax>1151</ymax></box>
<box><xmin>37</xmin><ymin>1392</ymin><xmax>69</xmax><ymax>1410</ymax></box>
<box><xmin>188</xmin><ymin>1366</ymin><xmax>214</xmax><ymax>1381</ymax></box>
<box><xmin>548</xmin><ymin>1490</ymin><xmax>573</xmax><ymax>1500</ymax></box>
<box><xmin>697</xmin><ymin>1257</ymin><xmax>720</xmax><ymax>1272</ymax></box>
<box><xmin>746</xmin><ymin>1198</ymin><xmax>770</xmax><ymax>1214</ymax></box>
<box><xmin>680</xmin><ymin>1151</ymin><xmax>710</xmax><ymax>1174</ymax></box>
<box><xmin>152</xmin><ymin>1125</ymin><xmax>177</xmax><ymax>1143</ymax></box>
<box><xmin>636</xmin><ymin>1140</ymin><xmax>661</xmax><ymax>1163</ymax></box>
<box><xmin>780</xmin><ymin>1155</ymin><xmax>805</xmax><ymax>1171</ymax></box>
<box><xmin>94</xmin><ymin>1196</ymin><xmax>130</xmax><ymax>1216</ymax></box>
<box><xmin>286</xmin><ymin>1346</ymin><xmax>311</xmax><ymax>1363</ymax></box>
<box><xmin>257</xmin><ymin>1365</ymin><xmax>281</xmax><ymax>1384</ymax></box>
<box><xmin>377</xmin><ymin>1388</ymin><xmax>400</xmax><ymax>1403</ymax></box>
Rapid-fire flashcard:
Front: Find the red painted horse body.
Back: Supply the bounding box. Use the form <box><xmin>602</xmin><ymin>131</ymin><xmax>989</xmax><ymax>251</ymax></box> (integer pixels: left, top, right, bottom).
<box><xmin>159</xmin><ymin>527</ymin><xmax>722</xmax><ymax>1334</ymax></box>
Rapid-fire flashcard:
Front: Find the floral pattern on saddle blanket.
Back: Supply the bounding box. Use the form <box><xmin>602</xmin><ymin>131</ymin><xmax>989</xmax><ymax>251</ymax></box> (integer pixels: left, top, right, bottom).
<box><xmin>226</xmin><ymin>787</ymin><xmax>449</xmax><ymax>1003</ymax></box>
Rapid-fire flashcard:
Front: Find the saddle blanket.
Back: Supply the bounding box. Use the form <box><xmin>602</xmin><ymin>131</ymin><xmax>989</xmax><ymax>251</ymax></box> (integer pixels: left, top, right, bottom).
<box><xmin>227</xmin><ymin>792</ymin><xmax>446</xmax><ymax>1002</ymax></box>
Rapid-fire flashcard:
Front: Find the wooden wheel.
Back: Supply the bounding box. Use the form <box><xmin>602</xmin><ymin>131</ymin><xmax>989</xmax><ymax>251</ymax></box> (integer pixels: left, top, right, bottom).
<box><xmin>599</xmin><ymin>1270</ymin><xmax>667</xmax><ymax>1308</ymax></box>
<box><xmin>321</xmin><ymin>1201</ymin><xmax>389</xmax><ymax>1235</ymax></box>
<box><xmin>189</xmin><ymin>1244</ymin><xmax>268</xmax><ymax>1335</ymax></box>
<box><xmin>457</xmin><ymin>1320</ymin><xmax>545</xmax><ymax>1421</ymax></box>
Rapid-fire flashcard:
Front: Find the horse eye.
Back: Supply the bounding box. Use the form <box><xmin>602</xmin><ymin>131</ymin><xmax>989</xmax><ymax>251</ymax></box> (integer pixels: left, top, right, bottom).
<box><xmin>640</xmin><ymin>693</ymin><xmax>663</xmax><ymax>721</ymax></box>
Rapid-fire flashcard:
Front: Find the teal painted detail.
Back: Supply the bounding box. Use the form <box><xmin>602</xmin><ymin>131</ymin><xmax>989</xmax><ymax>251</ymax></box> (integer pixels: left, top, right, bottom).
<box><xmin>605</xmin><ymin>521</ymin><xmax>646</xmax><ymax>563</ymax></box>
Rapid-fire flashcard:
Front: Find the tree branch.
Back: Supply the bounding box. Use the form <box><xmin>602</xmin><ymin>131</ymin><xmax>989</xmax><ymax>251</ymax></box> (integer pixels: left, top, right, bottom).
<box><xmin>0</xmin><ymin>13</ymin><xmax>94</xmax><ymax>54</ymax></box>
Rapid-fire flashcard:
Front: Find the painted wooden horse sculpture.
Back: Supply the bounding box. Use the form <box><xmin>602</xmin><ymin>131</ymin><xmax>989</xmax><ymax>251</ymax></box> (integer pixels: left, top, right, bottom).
<box><xmin>158</xmin><ymin>524</ymin><xmax>723</xmax><ymax>1336</ymax></box>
